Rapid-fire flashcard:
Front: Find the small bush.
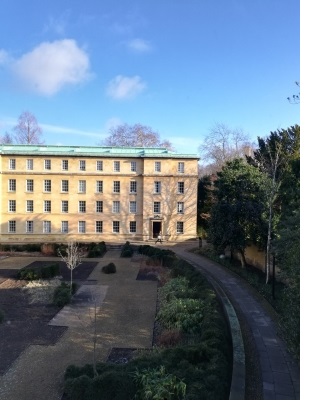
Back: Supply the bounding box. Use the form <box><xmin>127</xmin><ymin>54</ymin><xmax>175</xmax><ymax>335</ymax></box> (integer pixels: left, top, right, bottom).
<box><xmin>156</xmin><ymin>329</ymin><xmax>183</xmax><ymax>347</ymax></box>
<box><xmin>102</xmin><ymin>262</ymin><xmax>116</xmax><ymax>274</ymax></box>
<box><xmin>53</xmin><ymin>282</ymin><xmax>72</xmax><ymax>307</ymax></box>
<box><xmin>120</xmin><ymin>241</ymin><xmax>134</xmax><ymax>258</ymax></box>
<box><xmin>17</xmin><ymin>263</ymin><xmax>60</xmax><ymax>280</ymax></box>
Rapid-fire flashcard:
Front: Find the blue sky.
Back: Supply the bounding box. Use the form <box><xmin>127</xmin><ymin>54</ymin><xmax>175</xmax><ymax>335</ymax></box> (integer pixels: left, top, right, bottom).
<box><xmin>0</xmin><ymin>0</ymin><xmax>300</xmax><ymax>155</ymax></box>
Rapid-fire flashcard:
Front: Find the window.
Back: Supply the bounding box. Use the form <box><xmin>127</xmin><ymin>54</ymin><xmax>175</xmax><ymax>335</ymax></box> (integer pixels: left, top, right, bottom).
<box><xmin>112</xmin><ymin>201</ymin><xmax>120</xmax><ymax>213</ymax></box>
<box><xmin>131</xmin><ymin>161</ymin><xmax>136</xmax><ymax>172</ymax></box>
<box><xmin>113</xmin><ymin>221</ymin><xmax>120</xmax><ymax>233</ymax></box>
<box><xmin>61</xmin><ymin>201</ymin><xmax>69</xmax><ymax>213</ymax></box>
<box><xmin>44</xmin><ymin>180</ymin><xmax>51</xmax><ymax>192</ymax></box>
<box><xmin>79</xmin><ymin>201</ymin><xmax>86</xmax><ymax>213</ymax></box>
<box><xmin>96</xmin><ymin>221</ymin><xmax>103</xmax><ymax>233</ymax></box>
<box><xmin>61</xmin><ymin>180</ymin><xmax>69</xmax><ymax>192</ymax></box>
<box><xmin>177</xmin><ymin>182</ymin><xmax>184</xmax><ymax>194</ymax></box>
<box><xmin>44</xmin><ymin>200</ymin><xmax>51</xmax><ymax>212</ymax></box>
<box><xmin>79</xmin><ymin>160</ymin><xmax>86</xmax><ymax>171</ymax></box>
<box><xmin>96</xmin><ymin>160</ymin><xmax>103</xmax><ymax>171</ymax></box>
<box><xmin>26</xmin><ymin>221</ymin><xmax>34</xmax><ymax>233</ymax></box>
<box><xmin>129</xmin><ymin>201</ymin><xmax>137</xmax><ymax>213</ymax></box>
<box><xmin>8</xmin><ymin>179</ymin><xmax>16</xmax><ymax>192</ymax></box>
<box><xmin>130</xmin><ymin>181</ymin><xmax>137</xmax><ymax>193</ymax></box>
<box><xmin>113</xmin><ymin>181</ymin><xmax>120</xmax><ymax>193</ymax></box>
<box><xmin>154</xmin><ymin>181</ymin><xmax>161</xmax><ymax>194</ymax></box>
<box><xmin>130</xmin><ymin>221</ymin><xmax>136</xmax><ymax>233</ymax></box>
<box><xmin>78</xmin><ymin>180</ymin><xmax>86</xmax><ymax>193</ymax></box>
<box><xmin>78</xmin><ymin>221</ymin><xmax>86</xmax><ymax>233</ymax></box>
<box><xmin>154</xmin><ymin>161</ymin><xmax>161</xmax><ymax>172</ymax></box>
<box><xmin>113</xmin><ymin>161</ymin><xmax>120</xmax><ymax>172</ymax></box>
<box><xmin>8</xmin><ymin>200</ymin><xmax>16</xmax><ymax>212</ymax></box>
<box><xmin>43</xmin><ymin>220</ymin><xmax>51</xmax><ymax>233</ymax></box>
<box><xmin>177</xmin><ymin>202</ymin><xmax>184</xmax><ymax>214</ymax></box>
<box><xmin>61</xmin><ymin>221</ymin><xmax>69</xmax><ymax>233</ymax></box>
<box><xmin>96</xmin><ymin>180</ymin><xmax>103</xmax><ymax>193</ymax></box>
<box><xmin>44</xmin><ymin>159</ymin><xmax>51</xmax><ymax>170</ymax></box>
<box><xmin>153</xmin><ymin>201</ymin><xmax>161</xmax><ymax>214</ymax></box>
<box><xmin>177</xmin><ymin>222</ymin><xmax>184</xmax><ymax>234</ymax></box>
<box><xmin>96</xmin><ymin>201</ymin><xmax>103</xmax><ymax>213</ymax></box>
<box><xmin>8</xmin><ymin>220</ymin><xmax>16</xmax><ymax>233</ymax></box>
<box><xmin>26</xmin><ymin>200</ymin><xmax>34</xmax><ymax>212</ymax></box>
<box><xmin>9</xmin><ymin>159</ymin><xmax>16</xmax><ymax>170</ymax></box>
<box><xmin>26</xmin><ymin>179</ymin><xmax>34</xmax><ymax>192</ymax></box>
<box><xmin>62</xmin><ymin>160</ymin><xmax>68</xmax><ymax>170</ymax></box>
<box><xmin>178</xmin><ymin>162</ymin><xmax>185</xmax><ymax>173</ymax></box>
<box><xmin>26</xmin><ymin>159</ymin><xmax>33</xmax><ymax>170</ymax></box>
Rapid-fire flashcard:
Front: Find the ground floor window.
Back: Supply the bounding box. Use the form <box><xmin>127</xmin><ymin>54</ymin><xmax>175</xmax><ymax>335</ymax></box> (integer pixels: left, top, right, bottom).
<box><xmin>96</xmin><ymin>221</ymin><xmax>103</xmax><ymax>233</ymax></box>
<box><xmin>78</xmin><ymin>221</ymin><xmax>86</xmax><ymax>233</ymax></box>
<box><xmin>26</xmin><ymin>221</ymin><xmax>34</xmax><ymax>233</ymax></box>
<box><xmin>8</xmin><ymin>220</ymin><xmax>16</xmax><ymax>233</ymax></box>
<box><xmin>129</xmin><ymin>221</ymin><xmax>136</xmax><ymax>233</ymax></box>
<box><xmin>176</xmin><ymin>221</ymin><xmax>184</xmax><ymax>234</ymax></box>
<box><xmin>61</xmin><ymin>221</ymin><xmax>69</xmax><ymax>233</ymax></box>
<box><xmin>43</xmin><ymin>221</ymin><xmax>51</xmax><ymax>233</ymax></box>
<box><xmin>113</xmin><ymin>221</ymin><xmax>120</xmax><ymax>233</ymax></box>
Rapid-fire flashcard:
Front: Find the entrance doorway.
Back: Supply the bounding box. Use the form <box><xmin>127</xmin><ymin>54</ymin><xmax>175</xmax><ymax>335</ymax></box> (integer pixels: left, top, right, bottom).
<box><xmin>152</xmin><ymin>221</ymin><xmax>161</xmax><ymax>238</ymax></box>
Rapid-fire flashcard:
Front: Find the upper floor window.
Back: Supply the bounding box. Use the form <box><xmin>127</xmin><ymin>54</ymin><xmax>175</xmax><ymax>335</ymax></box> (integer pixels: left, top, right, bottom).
<box><xmin>8</xmin><ymin>200</ymin><xmax>16</xmax><ymax>212</ymax></box>
<box><xmin>79</xmin><ymin>160</ymin><xmax>86</xmax><ymax>171</ymax></box>
<box><xmin>113</xmin><ymin>181</ymin><xmax>120</xmax><ymax>193</ymax></box>
<box><xmin>8</xmin><ymin>179</ymin><xmax>16</xmax><ymax>192</ymax></box>
<box><xmin>154</xmin><ymin>161</ymin><xmax>161</xmax><ymax>172</ymax></box>
<box><xmin>129</xmin><ymin>201</ymin><xmax>137</xmax><ymax>213</ymax></box>
<box><xmin>96</xmin><ymin>180</ymin><xmax>103</xmax><ymax>193</ymax></box>
<box><xmin>44</xmin><ymin>159</ymin><xmax>51</xmax><ymax>170</ymax></box>
<box><xmin>113</xmin><ymin>161</ymin><xmax>120</xmax><ymax>172</ymax></box>
<box><xmin>26</xmin><ymin>159</ymin><xmax>33</xmax><ymax>170</ymax></box>
<box><xmin>177</xmin><ymin>181</ymin><xmax>184</xmax><ymax>194</ymax></box>
<box><xmin>62</xmin><ymin>160</ymin><xmax>68</xmax><ymax>170</ymax></box>
<box><xmin>154</xmin><ymin>181</ymin><xmax>161</xmax><ymax>194</ymax></box>
<box><xmin>26</xmin><ymin>221</ymin><xmax>34</xmax><ymax>233</ymax></box>
<box><xmin>130</xmin><ymin>181</ymin><xmax>137</xmax><ymax>193</ymax></box>
<box><xmin>8</xmin><ymin>220</ymin><xmax>16</xmax><ymax>233</ymax></box>
<box><xmin>9</xmin><ymin>159</ymin><xmax>16</xmax><ymax>170</ymax></box>
<box><xmin>78</xmin><ymin>180</ymin><xmax>86</xmax><ymax>193</ymax></box>
<box><xmin>44</xmin><ymin>180</ymin><xmax>51</xmax><ymax>192</ymax></box>
<box><xmin>112</xmin><ymin>201</ymin><xmax>120</xmax><ymax>213</ymax></box>
<box><xmin>153</xmin><ymin>201</ymin><xmax>161</xmax><ymax>214</ymax></box>
<box><xmin>131</xmin><ymin>161</ymin><xmax>136</xmax><ymax>172</ymax></box>
<box><xmin>44</xmin><ymin>200</ymin><xmax>51</xmax><ymax>213</ymax></box>
<box><xmin>61</xmin><ymin>180</ymin><xmax>69</xmax><ymax>192</ymax></box>
<box><xmin>61</xmin><ymin>201</ymin><xmax>69</xmax><ymax>213</ymax></box>
<box><xmin>26</xmin><ymin>179</ymin><xmax>34</xmax><ymax>192</ymax></box>
<box><xmin>178</xmin><ymin>162</ymin><xmax>185</xmax><ymax>173</ymax></box>
<box><xmin>96</xmin><ymin>201</ymin><xmax>103</xmax><ymax>213</ymax></box>
<box><xmin>26</xmin><ymin>200</ymin><xmax>34</xmax><ymax>212</ymax></box>
<box><xmin>177</xmin><ymin>202</ymin><xmax>184</xmax><ymax>214</ymax></box>
<box><xmin>96</xmin><ymin>160</ymin><xmax>103</xmax><ymax>171</ymax></box>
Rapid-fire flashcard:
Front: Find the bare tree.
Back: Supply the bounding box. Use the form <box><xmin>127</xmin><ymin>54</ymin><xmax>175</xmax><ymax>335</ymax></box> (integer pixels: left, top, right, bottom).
<box><xmin>13</xmin><ymin>111</ymin><xmax>44</xmax><ymax>144</ymax></box>
<box><xmin>57</xmin><ymin>241</ymin><xmax>83</xmax><ymax>294</ymax></box>
<box><xmin>101</xmin><ymin>123</ymin><xmax>174</xmax><ymax>150</ymax></box>
<box><xmin>199</xmin><ymin>123</ymin><xmax>254</xmax><ymax>173</ymax></box>
<box><xmin>287</xmin><ymin>81</ymin><xmax>300</xmax><ymax>104</ymax></box>
<box><xmin>0</xmin><ymin>132</ymin><xmax>13</xmax><ymax>144</ymax></box>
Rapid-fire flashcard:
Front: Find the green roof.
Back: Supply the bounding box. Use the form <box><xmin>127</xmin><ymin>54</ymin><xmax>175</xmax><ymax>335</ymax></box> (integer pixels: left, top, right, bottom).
<box><xmin>0</xmin><ymin>144</ymin><xmax>199</xmax><ymax>159</ymax></box>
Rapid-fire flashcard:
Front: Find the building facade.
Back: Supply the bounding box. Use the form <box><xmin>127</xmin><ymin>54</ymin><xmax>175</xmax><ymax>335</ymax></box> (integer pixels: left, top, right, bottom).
<box><xmin>0</xmin><ymin>145</ymin><xmax>199</xmax><ymax>244</ymax></box>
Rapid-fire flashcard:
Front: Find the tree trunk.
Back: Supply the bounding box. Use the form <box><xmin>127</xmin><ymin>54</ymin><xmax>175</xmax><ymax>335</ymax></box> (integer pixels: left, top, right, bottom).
<box><xmin>239</xmin><ymin>249</ymin><xmax>247</xmax><ymax>268</ymax></box>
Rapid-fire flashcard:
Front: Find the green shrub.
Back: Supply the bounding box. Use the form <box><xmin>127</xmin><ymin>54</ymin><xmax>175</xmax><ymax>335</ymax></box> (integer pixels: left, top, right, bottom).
<box><xmin>17</xmin><ymin>263</ymin><xmax>60</xmax><ymax>280</ymax></box>
<box><xmin>102</xmin><ymin>262</ymin><xmax>116</xmax><ymax>274</ymax></box>
<box><xmin>120</xmin><ymin>241</ymin><xmax>134</xmax><ymax>258</ymax></box>
<box><xmin>159</xmin><ymin>276</ymin><xmax>195</xmax><ymax>302</ymax></box>
<box><xmin>53</xmin><ymin>282</ymin><xmax>72</xmax><ymax>307</ymax></box>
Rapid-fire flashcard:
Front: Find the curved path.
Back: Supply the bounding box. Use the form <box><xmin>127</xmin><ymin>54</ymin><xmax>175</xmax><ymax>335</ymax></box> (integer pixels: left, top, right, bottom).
<box><xmin>169</xmin><ymin>243</ymin><xmax>300</xmax><ymax>400</ymax></box>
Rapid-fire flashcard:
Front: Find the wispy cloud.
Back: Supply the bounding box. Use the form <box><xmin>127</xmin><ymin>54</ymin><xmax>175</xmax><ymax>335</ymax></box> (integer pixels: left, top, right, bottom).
<box><xmin>41</xmin><ymin>123</ymin><xmax>106</xmax><ymax>139</ymax></box>
<box><xmin>43</xmin><ymin>10</ymin><xmax>71</xmax><ymax>36</ymax></box>
<box><xmin>106</xmin><ymin>75</ymin><xmax>146</xmax><ymax>100</ymax></box>
<box><xmin>11</xmin><ymin>39</ymin><xmax>92</xmax><ymax>96</ymax></box>
<box><xmin>126</xmin><ymin>38</ymin><xmax>152</xmax><ymax>53</ymax></box>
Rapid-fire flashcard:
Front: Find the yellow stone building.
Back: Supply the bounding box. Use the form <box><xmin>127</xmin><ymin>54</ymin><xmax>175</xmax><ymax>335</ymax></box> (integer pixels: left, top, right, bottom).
<box><xmin>0</xmin><ymin>145</ymin><xmax>199</xmax><ymax>244</ymax></box>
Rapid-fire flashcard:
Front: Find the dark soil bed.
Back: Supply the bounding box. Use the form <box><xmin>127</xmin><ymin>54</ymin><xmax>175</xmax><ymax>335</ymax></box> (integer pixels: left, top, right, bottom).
<box><xmin>0</xmin><ymin>261</ymin><xmax>98</xmax><ymax>375</ymax></box>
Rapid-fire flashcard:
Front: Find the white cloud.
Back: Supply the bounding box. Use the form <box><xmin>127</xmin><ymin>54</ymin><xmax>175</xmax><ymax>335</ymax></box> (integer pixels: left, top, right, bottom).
<box><xmin>106</xmin><ymin>75</ymin><xmax>146</xmax><ymax>100</ymax></box>
<box><xmin>105</xmin><ymin>117</ymin><xmax>123</xmax><ymax>130</ymax></box>
<box><xmin>12</xmin><ymin>39</ymin><xmax>91</xmax><ymax>96</ymax></box>
<box><xmin>0</xmin><ymin>49</ymin><xmax>10</xmax><ymax>65</ymax></box>
<box><xmin>126</xmin><ymin>38</ymin><xmax>152</xmax><ymax>53</ymax></box>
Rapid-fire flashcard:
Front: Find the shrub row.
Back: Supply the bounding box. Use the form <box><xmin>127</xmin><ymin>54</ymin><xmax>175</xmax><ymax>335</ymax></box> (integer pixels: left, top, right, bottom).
<box><xmin>17</xmin><ymin>263</ymin><xmax>60</xmax><ymax>280</ymax></box>
<box><xmin>120</xmin><ymin>241</ymin><xmax>133</xmax><ymax>257</ymax></box>
<box><xmin>87</xmin><ymin>241</ymin><xmax>106</xmax><ymax>258</ymax></box>
<box><xmin>0</xmin><ymin>243</ymin><xmax>42</xmax><ymax>252</ymax></box>
<box><xmin>63</xmin><ymin>246</ymin><xmax>232</xmax><ymax>400</ymax></box>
